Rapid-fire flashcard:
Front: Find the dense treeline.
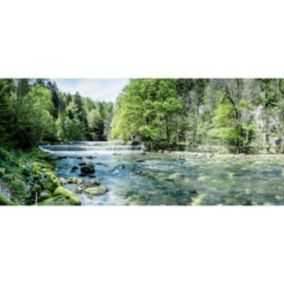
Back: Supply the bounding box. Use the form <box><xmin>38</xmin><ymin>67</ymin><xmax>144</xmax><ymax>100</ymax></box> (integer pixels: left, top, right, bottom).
<box><xmin>111</xmin><ymin>79</ymin><xmax>284</xmax><ymax>153</ymax></box>
<box><xmin>0</xmin><ymin>79</ymin><xmax>113</xmax><ymax>148</ymax></box>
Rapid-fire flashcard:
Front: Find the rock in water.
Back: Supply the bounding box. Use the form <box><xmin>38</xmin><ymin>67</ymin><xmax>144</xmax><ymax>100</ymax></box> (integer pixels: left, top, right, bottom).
<box><xmin>71</xmin><ymin>165</ymin><xmax>79</xmax><ymax>172</ymax></box>
<box><xmin>85</xmin><ymin>186</ymin><xmax>108</xmax><ymax>198</ymax></box>
<box><xmin>80</xmin><ymin>163</ymin><xmax>95</xmax><ymax>175</ymax></box>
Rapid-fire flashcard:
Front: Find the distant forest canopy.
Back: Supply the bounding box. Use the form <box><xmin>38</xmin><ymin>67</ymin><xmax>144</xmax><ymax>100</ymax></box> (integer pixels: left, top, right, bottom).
<box><xmin>1</xmin><ymin>78</ymin><xmax>284</xmax><ymax>153</ymax></box>
<box><xmin>0</xmin><ymin>79</ymin><xmax>113</xmax><ymax>148</ymax></box>
<box><xmin>111</xmin><ymin>79</ymin><xmax>284</xmax><ymax>153</ymax></box>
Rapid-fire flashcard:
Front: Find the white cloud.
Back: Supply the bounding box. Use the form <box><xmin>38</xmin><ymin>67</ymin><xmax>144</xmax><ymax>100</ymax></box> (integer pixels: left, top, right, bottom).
<box><xmin>53</xmin><ymin>79</ymin><xmax>129</xmax><ymax>102</ymax></box>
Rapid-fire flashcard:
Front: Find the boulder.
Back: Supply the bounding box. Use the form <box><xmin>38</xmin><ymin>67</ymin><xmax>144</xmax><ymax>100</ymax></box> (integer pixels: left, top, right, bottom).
<box><xmin>85</xmin><ymin>186</ymin><xmax>108</xmax><ymax>198</ymax></box>
<box><xmin>80</xmin><ymin>163</ymin><xmax>95</xmax><ymax>175</ymax></box>
<box><xmin>40</xmin><ymin>171</ymin><xmax>61</xmax><ymax>193</ymax></box>
<box><xmin>38</xmin><ymin>196</ymin><xmax>71</xmax><ymax>206</ymax></box>
<box><xmin>53</xmin><ymin>186</ymin><xmax>81</xmax><ymax>205</ymax></box>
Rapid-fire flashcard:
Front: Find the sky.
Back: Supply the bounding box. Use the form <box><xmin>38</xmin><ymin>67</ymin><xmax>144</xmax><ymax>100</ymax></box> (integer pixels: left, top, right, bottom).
<box><xmin>53</xmin><ymin>79</ymin><xmax>129</xmax><ymax>102</ymax></box>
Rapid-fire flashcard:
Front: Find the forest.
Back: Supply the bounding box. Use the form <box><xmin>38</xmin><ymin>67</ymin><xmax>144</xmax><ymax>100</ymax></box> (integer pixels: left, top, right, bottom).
<box><xmin>0</xmin><ymin>79</ymin><xmax>113</xmax><ymax>148</ymax></box>
<box><xmin>1</xmin><ymin>78</ymin><xmax>284</xmax><ymax>154</ymax></box>
<box><xmin>112</xmin><ymin>79</ymin><xmax>284</xmax><ymax>154</ymax></box>
<box><xmin>1</xmin><ymin>78</ymin><xmax>284</xmax><ymax>206</ymax></box>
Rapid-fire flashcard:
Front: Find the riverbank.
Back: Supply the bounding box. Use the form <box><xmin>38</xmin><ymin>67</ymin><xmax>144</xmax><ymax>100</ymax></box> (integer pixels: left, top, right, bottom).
<box><xmin>0</xmin><ymin>147</ymin><xmax>81</xmax><ymax>205</ymax></box>
<box><xmin>169</xmin><ymin>151</ymin><xmax>284</xmax><ymax>161</ymax></box>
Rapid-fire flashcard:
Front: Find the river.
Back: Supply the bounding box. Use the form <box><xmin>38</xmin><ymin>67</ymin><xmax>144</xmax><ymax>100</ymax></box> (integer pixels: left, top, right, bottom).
<box><xmin>40</xmin><ymin>142</ymin><xmax>284</xmax><ymax>205</ymax></box>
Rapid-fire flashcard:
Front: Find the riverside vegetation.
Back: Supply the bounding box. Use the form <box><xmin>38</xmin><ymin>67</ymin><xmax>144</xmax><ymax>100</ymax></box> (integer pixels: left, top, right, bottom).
<box><xmin>1</xmin><ymin>79</ymin><xmax>284</xmax><ymax>205</ymax></box>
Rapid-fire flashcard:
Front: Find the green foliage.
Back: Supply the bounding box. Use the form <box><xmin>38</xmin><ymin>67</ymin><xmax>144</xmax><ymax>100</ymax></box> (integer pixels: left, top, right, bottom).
<box><xmin>111</xmin><ymin>79</ymin><xmax>184</xmax><ymax>149</ymax></box>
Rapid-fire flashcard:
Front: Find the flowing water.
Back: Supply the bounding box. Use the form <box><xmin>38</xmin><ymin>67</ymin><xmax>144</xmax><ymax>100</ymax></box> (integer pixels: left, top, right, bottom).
<box><xmin>40</xmin><ymin>142</ymin><xmax>284</xmax><ymax>205</ymax></box>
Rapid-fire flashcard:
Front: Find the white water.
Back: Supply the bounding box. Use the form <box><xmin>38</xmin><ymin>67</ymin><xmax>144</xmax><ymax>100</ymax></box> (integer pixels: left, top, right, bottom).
<box><xmin>40</xmin><ymin>141</ymin><xmax>144</xmax><ymax>156</ymax></box>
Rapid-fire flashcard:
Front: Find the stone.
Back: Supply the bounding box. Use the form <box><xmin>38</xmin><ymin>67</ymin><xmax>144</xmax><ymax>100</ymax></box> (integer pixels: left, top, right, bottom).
<box><xmin>84</xmin><ymin>179</ymin><xmax>101</xmax><ymax>187</ymax></box>
<box><xmin>38</xmin><ymin>196</ymin><xmax>71</xmax><ymax>206</ymax></box>
<box><xmin>53</xmin><ymin>186</ymin><xmax>81</xmax><ymax>205</ymax></box>
<box><xmin>40</xmin><ymin>171</ymin><xmax>61</xmax><ymax>193</ymax></box>
<box><xmin>84</xmin><ymin>186</ymin><xmax>108</xmax><ymax>197</ymax></box>
<box><xmin>67</xmin><ymin>177</ymin><xmax>83</xmax><ymax>184</ymax></box>
<box><xmin>57</xmin><ymin>156</ymin><xmax>67</xmax><ymax>160</ymax></box>
<box><xmin>80</xmin><ymin>163</ymin><xmax>95</xmax><ymax>175</ymax></box>
<box><xmin>71</xmin><ymin>165</ymin><xmax>79</xmax><ymax>172</ymax></box>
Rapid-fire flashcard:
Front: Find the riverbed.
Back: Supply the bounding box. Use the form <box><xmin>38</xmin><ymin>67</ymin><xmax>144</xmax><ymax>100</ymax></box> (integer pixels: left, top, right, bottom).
<box><xmin>52</xmin><ymin>150</ymin><xmax>284</xmax><ymax>205</ymax></box>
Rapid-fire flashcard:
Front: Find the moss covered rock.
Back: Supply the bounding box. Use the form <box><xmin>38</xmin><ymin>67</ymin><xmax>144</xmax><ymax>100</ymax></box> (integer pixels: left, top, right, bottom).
<box><xmin>53</xmin><ymin>186</ymin><xmax>81</xmax><ymax>205</ymax></box>
<box><xmin>62</xmin><ymin>177</ymin><xmax>83</xmax><ymax>185</ymax></box>
<box><xmin>38</xmin><ymin>196</ymin><xmax>72</xmax><ymax>206</ymax></box>
<box><xmin>40</xmin><ymin>171</ymin><xmax>61</xmax><ymax>193</ymax></box>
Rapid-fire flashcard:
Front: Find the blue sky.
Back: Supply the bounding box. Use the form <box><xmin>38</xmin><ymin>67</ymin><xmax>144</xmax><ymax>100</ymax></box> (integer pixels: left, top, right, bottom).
<box><xmin>53</xmin><ymin>79</ymin><xmax>129</xmax><ymax>102</ymax></box>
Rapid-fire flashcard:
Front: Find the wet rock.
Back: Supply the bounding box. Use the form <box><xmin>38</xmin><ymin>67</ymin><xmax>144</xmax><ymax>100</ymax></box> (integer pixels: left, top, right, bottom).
<box><xmin>71</xmin><ymin>165</ymin><xmax>79</xmax><ymax>172</ymax></box>
<box><xmin>136</xmin><ymin>159</ymin><xmax>145</xmax><ymax>163</ymax></box>
<box><xmin>85</xmin><ymin>186</ymin><xmax>108</xmax><ymax>197</ymax></box>
<box><xmin>80</xmin><ymin>163</ymin><xmax>95</xmax><ymax>175</ymax></box>
<box><xmin>79</xmin><ymin>162</ymin><xmax>87</xmax><ymax>166</ymax></box>
<box><xmin>141</xmin><ymin>152</ymin><xmax>147</xmax><ymax>155</ymax></box>
<box><xmin>84</xmin><ymin>179</ymin><xmax>101</xmax><ymax>187</ymax></box>
<box><xmin>57</xmin><ymin>156</ymin><xmax>67</xmax><ymax>160</ymax></box>
<box><xmin>87</xmin><ymin>156</ymin><xmax>94</xmax><ymax>159</ymax></box>
<box><xmin>62</xmin><ymin>177</ymin><xmax>83</xmax><ymax>185</ymax></box>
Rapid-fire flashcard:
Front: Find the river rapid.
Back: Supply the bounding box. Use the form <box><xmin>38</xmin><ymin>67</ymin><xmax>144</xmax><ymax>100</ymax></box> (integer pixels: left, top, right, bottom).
<box><xmin>40</xmin><ymin>142</ymin><xmax>284</xmax><ymax>205</ymax></box>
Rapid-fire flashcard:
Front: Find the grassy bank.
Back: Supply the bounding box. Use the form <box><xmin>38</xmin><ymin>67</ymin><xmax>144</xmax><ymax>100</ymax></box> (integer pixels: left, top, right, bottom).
<box><xmin>0</xmin><ymin>147</ymin><xmax>80</xmax><ymax>206</ymax></box>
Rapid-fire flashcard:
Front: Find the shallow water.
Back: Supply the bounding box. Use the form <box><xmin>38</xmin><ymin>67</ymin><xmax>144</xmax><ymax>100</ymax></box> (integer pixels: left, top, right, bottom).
<box><xmin>53</xmin><ymin>151</ymin><xmax>284</xmax><ymax>205</ymax></box>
